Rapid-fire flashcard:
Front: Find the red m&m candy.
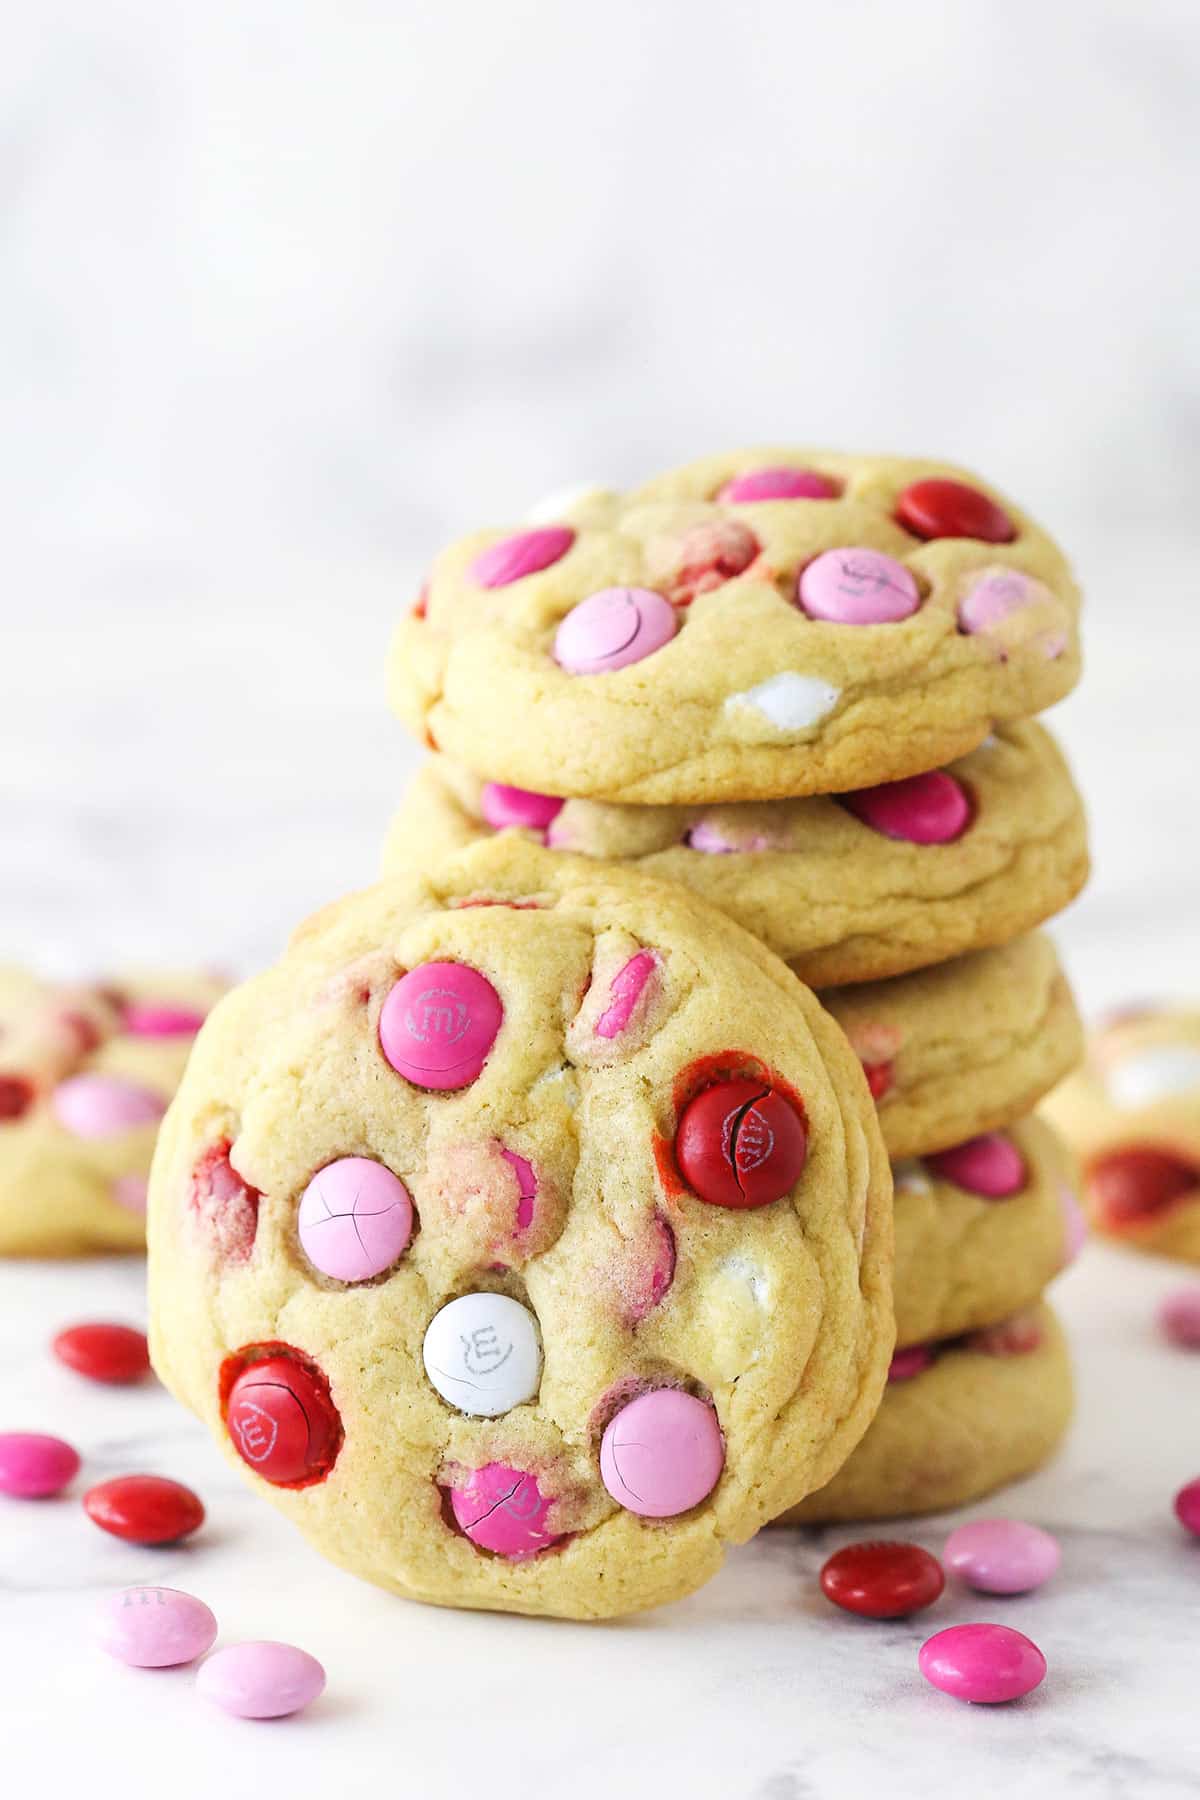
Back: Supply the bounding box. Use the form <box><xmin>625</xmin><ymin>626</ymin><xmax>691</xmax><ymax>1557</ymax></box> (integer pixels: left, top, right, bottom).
<box><xmin>820</xmin><ymin>1540</ymin><xmax>945</xmax><ymax>1618</ymax></box>
<box><xmin>225</xmin><ymin>1352</ymin><xmax>342</xmax><ymax>1487</ymax></box>
<box><xmin>52</xmin><ymin>1322</ymin><xmax>151</xmax><ymax>1385</ymax></box>
<box><xmin>675</xmin><ymin>1078</ymin><xmax>807</xmax><ymax>1209</ymax></box>
<box><xmin>83</xmin><ymin>1474</ymin><xmax>205</xmax><ymax>1545</ymax></box>
<box><xmin>1087</xmin><ymin>1148</ymin><xmax>1196</xmax><ymax>1227</ymax></box>
<box><xmin>895</xmin><ymin>478</ymin><xmax>1015</xmax><ymax>544</ymax></box>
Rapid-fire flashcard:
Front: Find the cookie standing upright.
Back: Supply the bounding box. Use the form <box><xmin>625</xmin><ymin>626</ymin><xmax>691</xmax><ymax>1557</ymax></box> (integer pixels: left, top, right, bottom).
<box><xmin>147</xmin><ymin>839</ymin><xmax>893</xmax><ymax>1621</ymax></box>
<box><xmin>390</xmin><ymin>450</ymin><xmax>1082</xmax><ymax>805</ymax></box>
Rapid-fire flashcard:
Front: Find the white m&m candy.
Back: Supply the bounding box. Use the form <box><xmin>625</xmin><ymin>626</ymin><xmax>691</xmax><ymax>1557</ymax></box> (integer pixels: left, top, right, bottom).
<box><xmin>422</xmin><ymin>1293</ymin><xmax>542</xmax><ymax>1417</ymax></box>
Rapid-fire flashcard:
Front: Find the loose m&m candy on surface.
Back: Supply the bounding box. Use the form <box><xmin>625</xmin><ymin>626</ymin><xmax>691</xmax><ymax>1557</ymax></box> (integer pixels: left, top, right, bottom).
<box><xmin>919</xmin><ymin>1622</ymin><xmax>1046</xmax><ymax>1704</ymax></box>
<box><xmin>820</xmin><ymin>1540</ymin><xmax>945</xmax><ymax>1618</ymax></box>
<box><xmin>83</xmin><ymin>1474</ymin><xmax>205</xmax><ymax>1545</ymax></box>
<box><xmin>97</xmin><ymin>1586</ymin><xmax>218</xmax><ymax>1668</ymax></box>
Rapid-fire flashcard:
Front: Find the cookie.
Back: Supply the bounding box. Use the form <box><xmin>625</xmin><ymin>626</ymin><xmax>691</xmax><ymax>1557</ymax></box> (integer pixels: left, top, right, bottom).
<box><xmin>827</xmin><ymin>935</ymin><xmax>1083</xmax><ymax>1158</ymax></box>
<box><xmin>781</xmin><ymin>1302</ymin><xmax>1071</xmax><ymax>1523</ymax></box>
<box><xmin>0</xmin><ymin>968</ymin><xmax>224</xmax><ymax>1256</ymax></box>
<box><xmin>1044</xmin><ymin>1005</ymin><xmax>1200</xmax><ymax>1263</ymax></box>
<box><xmin>389</xmin><ymin>450</ymin><xmax>1081</xmax><ymax>805</ymax></box>
<box><xmin>892</xmin><ymin>1116</ymin><xmax>1077</xmax><ymax>1347</ymax></box>
<box><xmin>147</xmin><ymin>837</ymin><xmax>892</xmax><ymax>1621</ymax></box>
<box><xmin>383</xmin><ymin>723</ymin><xmax>1088</xmax><ymax>986</ymax></box>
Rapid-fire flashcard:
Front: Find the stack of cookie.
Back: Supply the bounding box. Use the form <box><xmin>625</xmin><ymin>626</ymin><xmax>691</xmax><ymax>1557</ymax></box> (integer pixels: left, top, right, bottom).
<box><xmin>384</xmin><ymin>448</ymin><xmax>1090</xmax><ymax>1523</ymax></box>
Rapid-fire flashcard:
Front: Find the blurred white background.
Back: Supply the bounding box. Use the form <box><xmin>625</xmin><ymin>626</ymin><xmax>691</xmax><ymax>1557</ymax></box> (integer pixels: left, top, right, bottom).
<box><xmin>2</xmin><ymin>0</ymin><xmax>1197</xmax><ymax>1008</ymax></box>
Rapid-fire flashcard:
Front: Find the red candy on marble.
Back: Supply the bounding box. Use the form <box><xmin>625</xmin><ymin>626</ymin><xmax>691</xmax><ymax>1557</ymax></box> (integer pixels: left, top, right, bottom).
<box><xmin>83</xmin><ymin>1474</ymin><xmax>205</xmax><ymax>1545</ymax></box>
<box><xmin>1087</xmin><ymin>1147</ymin><xmax>1197</xmax><ymax>1227</ymax></box>
<box><xmin>675</xmin><ymin>1077</ymin><xmax>807</xmax><ymax>1209</ymax></box>
<box><xmin>52</xmin><ymin>1322</ymin><xmax>151</xmax><ymax>1385</ymax></box>
<box><xmin>224</xmin><ymin>1352</ymin><xmax>343</xmax><ymax>1488</ymax></box>
<box><xmin>895</xmin><ymin>478</ymin><xmax>1015</xmax><ymax>544</ymax></box>
<box><xmin>820</xmin><ymin>1540</ymin><xmax>945</xmax><ymax>1618</ymax></box>
<box><xmin>927</xmin><ymin>1133</ymin><xmax>1026</xmax><ymax>1199</ymax></box>
<box><xmin>842</xmin><ymin>771</ymin><xmax>972</xmax><ymax>845</ymax></box>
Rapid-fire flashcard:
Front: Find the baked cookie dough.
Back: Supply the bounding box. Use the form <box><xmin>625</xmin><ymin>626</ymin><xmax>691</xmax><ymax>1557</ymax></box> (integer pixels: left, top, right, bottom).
<box><xmin>827</xmin><ymin>935</ymin><xmax>1083</xmax><ymax>1159</ymax></box>
<box><xmin>781</xmin><ymin>1302</ymin><xmax>1071</xmax><ymax>1523</ymax></box>
<box><xmin>389</xmin><ymin>449</ymin><xmax>1082</xmax><ymax>805</ymax></box>
<box><xmin>0</xmin><ymin>968</ymin><xmax>224</xmax><ymax>1256</ymax></box>
<box><xmin>383</xmin><ymin>723</ymin><xmax>1088</xmax><ymax>986</ymax></box>
<box><xmin>147</xmin><ymin>838</ymin><xmax>892</xmax><ymax>1621</ymax></box>
<box><xmin>1044</xmin><ymin>1004</ymin><xmax>1200</xmax><ymax>1263</ymax></box>
<box><xmin>892</xmin><ymin>1115</ymin><xmax>1078</xmax><ymax>1347</ymax></box>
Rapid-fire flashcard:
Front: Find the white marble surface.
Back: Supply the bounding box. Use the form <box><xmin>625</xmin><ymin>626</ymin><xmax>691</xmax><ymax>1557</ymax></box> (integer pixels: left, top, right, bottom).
<box><xmin>2</xmin><ymin>1242</ymin><xmax>1198</xmax><ymax>1799</ymax></box>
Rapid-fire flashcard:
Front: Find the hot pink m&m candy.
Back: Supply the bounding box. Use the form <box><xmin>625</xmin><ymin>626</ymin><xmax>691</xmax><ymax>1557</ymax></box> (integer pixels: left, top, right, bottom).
<box><xmin>479</xmin><ymin>782</ymin><xmax>564</xmax><ymax>833</ymax></box>
<box><xmin>97</xmin><ymin>1586</ymin><xmax>218</xmax><ymax>1668</ymax></box>
<box><xmin>797</xmin><ymin>548</ymin><xmax>921</xmax><ymax>625</ymax></box>
<box><xmin>197</xmin><ymin>1641</ymin><xmax>326</xmax><ymax>1719</ymax></box>
<box><xmin>120</xmin><ymin>1001</ymin><xmax>207</xmax><ymax>1038</ymax></box>
<box><xmin>1159</xmin><ymin>1287</ymin><xmax>1200</xmax><ymax>1349</ymax></box>
<box><xmin>469</xmin><ymin>526</ymin><xmax>575</xmax><ymax>589</ymax></box>
<box><xmin>449</xmin><ymin>1463</ymin><xmax>562</xmax><ymax>1559</ymax></box>
<box><xmin>594</xmin><ymin>951</ymin><xmax>659</xmax><ymax>1040</ymax></box>
<box><xmin>298</xmin><ymin>1157</ymin><xmax>413</xmax><ymax>1283</ymax></box>
<box><xmin>1175</xmin><ymin>1478</ymin><xmax>1200</xmax><ymax>1536</ymax></box>
<box><xmin>841</xmin><ymin>771</ymin><xmax>972</xmax><ymax>845</ymax></box>
<box><xmin>927</xmin><ymin>1132</ymin><xmax>1026</xmax><ymax>1198</ymax></box>
<box><xmin>380</xmin><ymin>961</ymin><xmax>503</xmax><ymax>1091</ymax></box>
<box><xmin>918</xmin><ymin>1623</ymin><xmax>1046</xmax><ymax>1703</ymax></box>
<box><xmin>51</xmin><ymin>1074</ymin><xmax>166</xmax><ymax>1138</ymax></box>
<box><xmin>599</xmin><ymin>1388</ymin><xmax>724</xmax><ymax>1518</ymax></box>
<box><xmin>554</xmin><ymin>587</ymin><xmax>678</xmax><ymax>675</ymax></box>
<box><xmin>897</xmin><ymin>479</ymin><xmax>1016</xmax><ymax>544</ymax></box>
<box><xmin>943</xmin><ymin>1519</ymin><xmax>1061</xmax><ymax>1594</ymax></box>
<box><xmin>0</xmin><ymin>1431</ymin><xmax>80</xmax><ymax>1498</ymax></box>
<box><xmin>888</xmin><ymin>1344</ymin><xmax>934</xmax><ymax>1382</ymax></box>
<box><xmin>718</xmin><ymin>466</ymin><xmax>838</xmax><ymax>503</ymax></box>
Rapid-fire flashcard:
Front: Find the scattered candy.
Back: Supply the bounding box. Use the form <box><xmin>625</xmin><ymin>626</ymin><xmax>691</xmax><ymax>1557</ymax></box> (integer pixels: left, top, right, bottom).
<box><xmin>0</xmin><ymin>1430</ymin><xmax>80</xmax><ymax>1498</ymax></box>
<box><xmin>97</xmin><ymin>1586</ymin><xmax>218</xmax><ymax>1668</ymax></box>
<box><xmin>1174</xmin><ymin>1478</ymin><xmax>1200</xmax><ymax>1537</ymax></box>
<box><xmin>896</xmin><ymin>479</ymin><xmax>1015</xmax><ymax>544</ymax></box>
<box><xmin>225</xmin><ymin>1352</ymin><xmax>343</xmax><ymax>1487</ymax></box>
<box><xmin>675</xmin><ymin>1078</ymin><xmax>808</xmax><ymax>1209</ymax></box>
<box><xmin>719</xmin><ymin>466</ymin><xmax>837</xmax><ymax>503</ymax></box>
<box><xmin>422</xmin><ymin>1292</ymin><xmax>542</xmax><ymax>1417</ymax></box>
<box><xmin>918</xmin><ymin>1622</ymin><xmax>1046</xmax><ymax>1703</ymax></box>
<box><xmin>599</xmin><ymin>1388</ymin><xmax>724</xmax><ymax>1518</ymax></box>
<box><xmin>1158</xmin><ymin>1286</ymin><xmax>1200</xmax><ymax>1350</ymax></box>
<box><xmin>380</xmin><ymin>960</ymin><xmax>503</xmax><ymax>1090</ymax></box>
<box><xmin>797</xmin><ymin>548</ymin><xmax>921</xmax><ymax>625</ymax></box>
<box><xmin>470</xmin><ymin>526</ymin><xmax>575</xmax><ymax>589</ymax></box>
<box><xmin>820</xmin><ymin>1540</ymin><xmax>945</xmax><ymax>1618</ymax></box>
<box><xmin>943</xmin><ymin>1519</ymin><xmax>1061</xmax><ymax>1594</ymax></box>
<box><xmin>298</xmin><ymin>1157</ymin><xmax>414</xmax><ymax>1283</ymax></box>
<box><xmin>927</xmin><ymin>1133</ymin><xmax>1026</xmax><ymax>1198</ymax></box>
<box><xmin>83</xmin><ymin>1474</ymin><xmax>205</xmax><ymax>1545</ymax></box>
<box><xmin>51</xmin><ymin>1074</ymin><xmax>166</xmax><ymax>1139</ymax></box>
<box><xmin>842</xmin><ymin>771</ymin><xmax>972</xmax><ymax>845</ymax></box>
<box><xmin>449</xmin><ymin>1463</ymin><xmax>562</xmax><ymax>1558</ymax></box>
<box><xmin>52</xmin><ymin>1322</ymin><xmax>151</xmax><ymax>1385</ymax></box>
<box><xmin>553</xmin><ymin>586</ymin><xmax>678</xmax><ymax>675</ymax></box>
<box><xmin>479</xmin><ymin>782</ymin><xmax>564</xmax><ymax>832</ymax></box>
<box><xmin>196</xmin><ymin>1640</ymin><xmax>326</xmax><ymax>1720</ymax></box>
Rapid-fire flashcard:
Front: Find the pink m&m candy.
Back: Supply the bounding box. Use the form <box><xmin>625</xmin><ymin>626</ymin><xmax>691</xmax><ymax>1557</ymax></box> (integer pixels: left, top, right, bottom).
<box><xmin>51</xmin><ymin>1074</ymin><xmax>166</xmax><ymax>1139</ymax></box>
<box><xmin>599</xmin><ymin>1388</ymin><xmax>724</xmax><ymax>1518</ymax></box>
<box><xmin>449</xmin><ymin>1463</ymin><xmax>562</xmax><ymax>1559</ymax></box>
<box><xmin>918</xmin><ymin>1623</ymin><xmax>1046</xmax><ymax>1704</ymax></box>
<box><xmin>841</xmin><ymin>771</ymin><xmax>972</xmax><ymax>845</ymax></box>
<box><xmin>1159</xmin><ymin>1287</ymin><xmax>1200</xmax><ymax>1349</ymax></box>
<box><xmin>380</xmin><ymin>961</ymin><xmax>503</xmax><ymax>1091</ymax></box>
<box><xmin>197</xmin><ymin>1641</ymin><xmax>326</xmax><ymax>1720</ymax></box>
<box><xmin>479</xmin><ymin>782</ymin><xmax>563</xmax><ymax>833</ymax></box>
<box><xmin>553</xmin><ymin>587</ymin><xmax>678</xmax><ymax>675</ymax></box>
<box><xmin>594</xmin><ymin>951</ymin><xmax>659</xmax><ymax>1040</ymax></box>
<box><xmin>120</xmin><ymin>1001</ymin><xmax>207</xmax><ymax>1038</ymax></box>
<box><xmin>469</xmin><ymin>526</ymin><xmax>575</xmax><ymax>589</ymax></box>
<box><xmin>897</xmin><ymin>479</ymin><xmax>1016</xmax><ymax>545</ymax></box>
<box><xmin>97</xmin><ymin>1586</ymin><xmax>218</xmax><ymax>1668</ymax></box>
<box><xmin>298</xmin><ymin>1157</ymin><xmax>414</xmax><ymax>1282</ymax></box>
<box><xmin>888</xmin><ymin>1344</ymin><xmax>934</xmax><ymax>1383</ymax></box>
<box><xmin>797</xmin><ymin>548</ymin><xmax>921</xmax><ymax>625</ymax></box>
<box><xmin>943</xmin><ymin>1519</ymin><xmax>1061</xmax><ymax>1594</ymax></box>
<box><xmin>1175</xmin><ymin>1478</ymin><xmax>1200</xmax><ymax>1537</ymax></box>
<box><xmin>0</xmin><ymin>1431</ymin><xmax>80</xmax><ymax>1498</ymax></box>
<box><xmin>959</xmin><ymin>569</ymin><xmax>1042</xmax><ymax>637</ymax></box>
<box><xmin>719</xmin><ymin>466</ymin><xmax>837</xmax><ymax>503</ymax></box>
<box><xmin>927</xmin><ymin>1132</ymin><xmax>1026</xmax><ymax>1198</ymax></box>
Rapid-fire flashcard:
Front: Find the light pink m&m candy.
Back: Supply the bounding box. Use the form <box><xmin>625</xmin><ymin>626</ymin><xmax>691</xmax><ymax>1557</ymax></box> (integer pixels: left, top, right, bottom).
<box><xmin>842</xmin><ymin>771</ymin><xmax>972</xmax><ymax>845</ymax></box>
<box><xmin>554</xmin><ymin>587</ymin><xmax>678</xmax><ymax>675</ymax></box>
<box><xmin>449</xmin><ymin>1463</ymin><xmax>561</xmax><ymax>1559</ymax></box>
<box><xmin>958</xmin><ymin>569</ymin><xmax>1040</xmax><ymax>636</ymax></box>
<box><xmin>380</xmin><ymin>961</ymin><xmax>503</xmax><ymax>1091</ymax></box>
<box><xmin>599</xmin><ymin>1388</ymin><xmax>724</xmax><ymax>1518</ymax></box>
<box><xmin>480</xmin><ymin>782</ymin><xmax>563</xmax><ymax>833</ymax></box>
<box><xmin>797</xmin><ymin>548</ymin><xmax>921</xmax><ymax>625</ymax></box>
<box><xmin>298</xmin><ymin>1157</ymin><xmax>414</xmax><ymax>1282</ymax></box>
<box><xmin>197</xmin><ymin>1641</ymin><xmax>326</xmax><ymax>1719</ymax></box>
<box><xmin>51</xmin><ymin>1075</ymin><xmax>166</xmax><ymax>1139</ymax></box>
<box><xmin>719</xmin><ymin>466</ymin><xmax>837</xmax><ymax>503</ymax></box>
<box><xmin>943</xmin><ymin>1519</ymin><xmax>1061</xmax><ymax>1594</ymax></box>
<box><xmin>927</xmin><ymin>1132</ymin><xmax>1026</xmax><ymax>1198</ymax></box>
<box><xmin>919</xmin><ymin>1622</ymin><xmax>1046</xmax><ymax>1704</ymax></box>
<box><xmin>0</xmin><ymin>1431</ymin><xmax>80</xmax><ymax>1498</ymax></box>
<box><xmin>1158</xmin><ymin>1286</ymin><xmax>1200</xmax><ymax>1349</ymax></box>
<box><xmin>97</xmin><ymin>1586</ymin><xmax>218</xmax><ymax>1668</ymax></box>
<box><xmin>469</xmin><ymin>526</ymin><xmax>575</xmax><ymax>589</ymax></box>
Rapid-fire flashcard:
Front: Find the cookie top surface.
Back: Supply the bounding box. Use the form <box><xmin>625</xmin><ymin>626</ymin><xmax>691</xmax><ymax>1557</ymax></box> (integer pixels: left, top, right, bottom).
<box><xmin>389</xmin><ymin>449</ymin><xmax>1081</xmax><ymax>805</ymax></box>
<box><xmin>384</xmin><ymin>722</ymin><xmax>1088</xmax><ymax>985</ymax></box>
<box><xmin>147</xmin><ymin>838</ymin><xmax>892</xmax><ymax>1620</ymax></box>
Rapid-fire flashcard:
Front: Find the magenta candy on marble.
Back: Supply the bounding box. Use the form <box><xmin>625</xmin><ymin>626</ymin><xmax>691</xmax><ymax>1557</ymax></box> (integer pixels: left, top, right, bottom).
<box><xmin>480</xmin><ymin>782</ymin><xmax>564</xmax><ymax>833</ymax></box>
<box><xmin>298</xmin><ymin>1156</ymin><xmax>414</xmax><ymax>1282</ymax></box>
<box><xmin>919</xmin><ymin>1622</ymin><xmax>1046</xmax><ymax>1703</ymax></box>
<box><xmin>943</xmin><ymin>1519</ymin><xmax>1061</xmax><ymax>1594</ymax></box>
<box><xmin>927</xmin><ymin>1132</ymin><xmax>1026</xmax><ymax>1198</ymax></box>
<box><xmin>797</xmin><ymin>548</ymin><xmax>921</xmax><ymax>625</ymax></box>
<box><xmin>553</xmin><ymin>587</ymin><xmax>678</xmax><ymax>675</ymax></box>
<box><xmin>1175</xmin><ymin>1478</ymin><xmax>1200</xmax><ymax>1537</ymax></box>
<box><xmin>599</xmin><ymin>1388</ymin><xmax>724</xmax><ymax>1518</ymax></box>
<box><xmin>51</xmin><ymin>1075</ymin><xmax>166</xmax><ymax>1139</ymax></box>
<box><xmin>449</xmin><ymin>1463</ymin><xmax>561</xmax><ymax>1559</ymax></box>
<box><xmin>469</xmin><ymin>526</ymin><xmax>575</xmax><ymax>589</ymax></box>
<box><xmin>0</xmin><ymin>1431</ymin><xmax>81</xmax><ymax>1498</ymax></box>
<box><xmin>197</xmin><ymin>1640</ymin><xmax>326</xmax><ymax>1719</ymax></box>
<box><xmin>1158</xmin><ymin>1286</ymin><xmax>1200</xmax><ymax>1350</ymax></box>
<box><xmin>718</xmin><ymin>466</ymin><xmax>837</xmax><ymax>503</ymax></box>
<box><xmin>97</xmin><ymin>1586</ymin><xmax>218</xmax><ymax>1668</ymax></box>
<box><xmin>120</xmin><ymin>1002</ymin><xmax>207</xmax><ymax>1038</ymax></box>
<box><xmin>888</xmin><ymin>1344</ymin><xmax>934</xmax><ymax>1383</ymax></box>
